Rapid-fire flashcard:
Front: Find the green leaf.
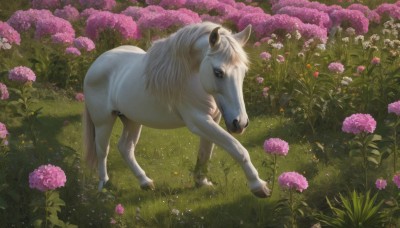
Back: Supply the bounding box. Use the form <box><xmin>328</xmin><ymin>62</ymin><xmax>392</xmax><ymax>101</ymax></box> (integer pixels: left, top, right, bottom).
<box><xmin>367</xmin><ymin>157</ymin><xmax>379</xmax><ymax>165</ymax></box>
<box><xmin>33</xmin><ymin>219</ymin><xmax>43</xmax><ymax>228</ymax></box>
<box><xmin>369</xmin><ymin>149</ymin><xmax>380</xmax><ymax>156</ymax></box>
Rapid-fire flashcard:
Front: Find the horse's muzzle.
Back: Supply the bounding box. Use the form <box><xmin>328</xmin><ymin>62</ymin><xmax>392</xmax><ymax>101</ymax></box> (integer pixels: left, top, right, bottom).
<box><xmin>228</xmin><ymin>118</ymin><xmax>249</xmax><ymax>134</ymax></box>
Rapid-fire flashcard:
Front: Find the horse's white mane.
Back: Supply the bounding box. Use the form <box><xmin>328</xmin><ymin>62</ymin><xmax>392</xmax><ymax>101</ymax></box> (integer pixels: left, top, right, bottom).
<box><xmin>144</xmin><ymin>22</ymin><xmax>249</xmax><ymax>104</ymax></box>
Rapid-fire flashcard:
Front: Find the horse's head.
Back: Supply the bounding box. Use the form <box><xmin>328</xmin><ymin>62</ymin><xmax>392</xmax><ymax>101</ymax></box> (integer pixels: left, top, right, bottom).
<box><xmin>199</xmin><ymin>25</ymin><xmax>252</xmax><ymax>134</ymax></box>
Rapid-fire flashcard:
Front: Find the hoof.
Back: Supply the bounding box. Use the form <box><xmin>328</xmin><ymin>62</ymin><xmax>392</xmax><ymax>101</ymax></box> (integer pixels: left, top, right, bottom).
<box><xmin>195</xmin><ymin>178</ymin><xmax>214</xmax><ymax>188</ymax></box>
<box><xmin>140</xmin><ymin>181</ymin><xmax>155</xmax><ymax>191</ymax></box>
<box><xmin>251</xmin><ymin>185</ymin><xmax>271</xmax><ymax>198</ymax></box>
<box><xmin>98</xmin><ymin>180</ymin><xmax>108</xmax><ymax>192</ymax></box>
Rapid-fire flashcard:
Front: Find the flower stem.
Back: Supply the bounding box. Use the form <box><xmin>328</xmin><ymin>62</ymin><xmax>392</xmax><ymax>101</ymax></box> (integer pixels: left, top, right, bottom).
<box><xmin>271</xmin><ymin>154</ymin><xmax>277</xmax><ymax>196</ymax></box>
<box><xmin>360</xmin><ymin>133</ymin><xmax>368</xmax><ymax>190</ymax></box>
<box><xmin>45</xmin><ymin>191</ymin><xmax>49</xmax><ymax>228</ymax></box>
<box><xmin>289</xmin><ymin>189</ymin><xmax>296</xmax><ymax>228</ymax></box>
<box><xmin>394</xmin><ymin>117</ymin><xmax>399</xmax><ymax>173</ymax></box>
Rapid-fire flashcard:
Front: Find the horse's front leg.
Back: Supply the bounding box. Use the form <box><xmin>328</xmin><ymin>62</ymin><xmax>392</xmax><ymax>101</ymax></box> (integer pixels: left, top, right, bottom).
<box><xmin>185</xmin><ymin>115</ymin><xmax>270</xmax><ymax>198</ymax></box>
<box><xmin>194</xmin><ymin>113</ymin><xmax>221</xmax><ymax>187</ymax></box>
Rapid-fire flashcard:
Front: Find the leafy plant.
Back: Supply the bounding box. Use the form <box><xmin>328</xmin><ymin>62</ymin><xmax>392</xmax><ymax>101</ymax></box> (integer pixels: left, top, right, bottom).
<box><xmin>316</xmin><ymin>190</ymin><xmax>385</xmax><ymax>228</ymax></box>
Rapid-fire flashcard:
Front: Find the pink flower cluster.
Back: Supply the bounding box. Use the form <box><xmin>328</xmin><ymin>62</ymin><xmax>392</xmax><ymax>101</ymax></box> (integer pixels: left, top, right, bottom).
<box><xmin>0</xmin><ymin>83</ymin><xmax>9</xmax><ymax>100</ymax></box>
<box><xmin>79</xmin><ymin>0</ymin><xmax>116</xmax><ymax>10</ymax></box>
<box><xmin>374</xmin><ymin>3</ymin><xmax>400</xmax><ymax>20</ymax></box>
<box><xmin>347</xmin><ymin>4</ymin><xmax>380</xmax><ymax>23</ymax></box>
<box><xmin>278</xmin><ymin>171</ymin><xmax>308</xmax><ymax>192</ymax></box>
<box><xmin>86</xmin><ymin>11</ymin><xmax>140</xmax><ymax>40</ymax></box>
<box><xmin>330</xmin><ymin>9</ymin><xmax>369</xmax><ymax>34</ymax></box>
<box><xmin>375</xmin><ymin>178</ymin><xmax>387</xmax><ymax>190</ymax></box>
<box><xmin>115</xmin><ymin>204</ymin><xmax>124</xmax><ymax>215</ymax></box>
<box><xmin>75</xmin><ymin>92</ymin><xmax>85</xmax><ymax>102</ymax></box>
<box><xmin>35</xmin><ymin>16</ymin><xmax>75</xmax><ymax>39</ymax></box>
<box><xmin>342</xmin><ymin>113</ymin><xmax>376</xmax><ymax>135</ymax></box>
<box><xmin>264</xmin><ymin>138</ymin><xmax>289</xmax><ymax>156</ymax></box>
<box><xmin>65</xmin><ymin>47</ymin><xmax>81</xmax><ymax>56</ymax></box>
<box><xmin>260</xmin><ymin>52</ymin><xmax>272</xmax><ymax>61</ymax></box>
<box><xmin>54</xmin><ymin>5</ymin><xmax>80</xmax><ymax>22</ymax></box>
<box><xmin>388</xmin><ymin>101</ymin><xmax>400</xmax><ymax>116</ymax></box>
<box><xmin>276</xmin><ymin>6</ymin><xmax>331</xmax><ymax>29</ymax></box>
<box><xmin>0</xmin><ymin>122</ymin><xmax>8</xmax><ymax>139</ymax></box>
<box><xmin>51</xmin><ymin>32</ymin><xmax>74</xmax><ymax>45</ymax></box>
<box><xmin>328</xmin><ymin>62</ymin><xmax>345</xmax><ymax>74</ymax></box>
<box><xmin>7</xmin><ymin>9</ymin><xmax>53</xmax><ymax>32</ymax></box>
<box><xmin>29</xmin><ymin>164</ymin><xmax>67</xmax><ymax>192</ymax></box>
<box><xmin>394</xmin><ymin>173</ymin><xmax>400</xmax><ymax>188</ymax></box>
<box><xmin>73</xmin><ymin>36</ymin><xmax>95</xmax><ymax>51</ymax></box>
<box><xmin>0</xmin><ymin>22</ymin><xmax>21</xmax><ymax>45</ymax></box>
<box><xmin>9</xmin><ymin>66</ymin><xmax>36</xmax><ymax>83</ymax></box>
<box><xmin>237</xmin><ymin>13</ymin><xmax>270</xmax><ymax>35</ymax></box>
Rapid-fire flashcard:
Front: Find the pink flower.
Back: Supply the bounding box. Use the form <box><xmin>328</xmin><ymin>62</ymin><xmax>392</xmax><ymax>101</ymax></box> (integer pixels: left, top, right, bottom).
<box><xmin>264</xmin><ymin>138</ymin><xmax>289</xmax><ymax>156</ymax></box>
<box><xmin>0</xmin><ymin>83</ymin><xmax>9</xmax><ymax>100</ymax></box>
<box><xmin>31</xmin><ymin>0</ymin><xmax>62</xmax><ymax>9</ymax></box>
<box><xmin>342</xmin><ymin>113</ymin><xmax>376</xmax><ymax>134</ymax></box>
<box><xmin>110</xmin><ymin>218</ymin><xmax>117</xmax><ymax>224</ymax></box>
<box><xmin>388</xmin><ymin>101</ymin><xmax>400</xmax><ymax>116</ymax></box>
<box><xmin>375</xmin><ymin>178</ymin><xmax>387</xmax><ymax>190</ymax></box>
<box><xmin>0</xmin><ymin>122</ymin><xmax>8</xmax><ymax>139</ymax></box>
<box><xmin>7</xmin><ymin>9</ymin><xmax>53</xmax><ymax>32</ymax></box>
<box><xmin>260</xmin><ymin>52</ymin><xmax>271</xmax><ymax>61</ymax></box>
<box><xmin>35</xmin><ymin>16</ymin><xmax>75</xmax><ymax>39</ymax></box>
<box><xmin>393</xmin><ymin>173</ymin><xmax>400</xmax><ymax>188</ymax></box>
<box><xmin>356</xmin><ymin>65</ymin><xmax>366</xmax><ymax>73</ymax></box>
<box><xmin>278</xmin><ymin>171</ymin><xmax>308</xmax><ymax>192</ymax></box>
<box><xmin>255</xmin><ymin>76</ymin><xmax>264</xmax><ymax>84</ymax></box>
<box><xmin>9</xmin><ymin>66</ymin><xmax>36</xmax><ymax>83</ymax></box>
<box><xmin>115</xmin><ymin>204</ymin><xmax>124</xmax><ymax>215</ymax></box>
<box><xmin>75</xmin><ymin>92</ymin><xmax>85</xmax><ymax>102</ymax></box>
<box><xmin>54</xmin><ymin>5</ymin><xmax>80</xmax><ymax>22</ymax></box>
<box><xmin>65</xmin><ymin>47</ymin><xmax>81</xmax><ymax>56</ymax></box>
<box><xmin>328</xmin><ymin>62</ymin><xmax>345</xmax><ymax>74</ymax></box>
<box><xmin>0</xmin><ymin>21</ymin><xmax>21</xmax><ymax>45</ymax></box>
<box><xmin>330</xmin><ymin>9</ymin><xmax>369</xmax><ymax>34</ymax></box>
<box><xmin>73</xmin><ymin>37</ymin><xmax>95</xmax><ymax>51</ymax></box>
<box><xmin>262</xmin><ymin>87</ymin><xmax>270</xmax><ymax>97</ymax></box>
<box><xmin>29</xmin><ymin>164</ymin><xmax>67</xmax><ymax>192</ymax></box>
<box><xmin>313</xmin><ymin>71</ymin><xmax>319</xmax><ymax>78</ymax></box>
<box><xmin>276</xmin><ymin>55</ymin><xmax>285</xmax><ymax>63</ymax></box>
<box><xmin>371</xmin><ymin>57</ymin><xmax>380</xmax><ymax>65</ymax></box>
<box><xmin>51</xmin><ymin>32</ymin><xmax>74</xmax><ymax>45</ymax></box>
<box><xmin>79</xmin><ymin>0</ymin><xmax>116</xmax><ymax>10</ymax></box>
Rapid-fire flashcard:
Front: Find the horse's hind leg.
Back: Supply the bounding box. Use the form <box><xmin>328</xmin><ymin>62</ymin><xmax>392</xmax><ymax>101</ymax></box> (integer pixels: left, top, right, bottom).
<box><xmin>118</xmin><ymin>116</ymin><xmax>154</xmax><ymax>190</ymax></box>
<box><xmin>95</xmin><ymin>116</ymin><xmax>116</xmax><ymax>191</ymax></box>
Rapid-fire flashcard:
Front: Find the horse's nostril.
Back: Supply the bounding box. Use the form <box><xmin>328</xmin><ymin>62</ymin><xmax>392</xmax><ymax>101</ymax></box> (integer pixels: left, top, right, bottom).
<box><xmin>233</xmin><ymin>119</ymin><xmax>240</xmax><ymax>129</ymax></box>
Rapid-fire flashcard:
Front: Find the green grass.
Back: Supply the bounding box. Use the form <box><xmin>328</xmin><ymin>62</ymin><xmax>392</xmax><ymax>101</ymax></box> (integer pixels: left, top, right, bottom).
<box><xmin>11</xmin><ymin>90</ymin><xmax>319</xmax><ymax>227</ymax></box>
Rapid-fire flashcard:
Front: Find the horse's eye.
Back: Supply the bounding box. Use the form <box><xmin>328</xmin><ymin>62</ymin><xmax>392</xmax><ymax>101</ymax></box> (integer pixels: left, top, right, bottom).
<box><xmin>213</xmin><ymin>69</ymin><xmax>224</xmax><ymax>78</ymax></box>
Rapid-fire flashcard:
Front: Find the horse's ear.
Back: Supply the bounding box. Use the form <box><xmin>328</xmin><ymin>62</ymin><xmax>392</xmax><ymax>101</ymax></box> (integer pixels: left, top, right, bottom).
<box><xmin>209</xmin><ymin>27</ymin><xmax>221</xmax><ymax>48</ymax></box>
<box><xmin>233</xmin><ymin>24</ymin><xmax>252</xmax><ymax>46</ymax></box>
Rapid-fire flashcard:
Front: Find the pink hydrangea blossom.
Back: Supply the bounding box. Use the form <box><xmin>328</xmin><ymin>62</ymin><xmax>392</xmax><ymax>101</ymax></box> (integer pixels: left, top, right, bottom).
<box><xmin>264</xmin><ymin>138</ymin><xmax>289</xmax><ymax>156</ymax></box>
<box><xmin>51</xmin><ymin>32</ymin><xmax>74</xmax><ymax>44</ymax></box>
<box><xmin>73</xmin><ymin>36</ymin><xmax>95</xmax><ymax>51</ymax></box>
<box><xmin>80</xmin><ymin>8</ymin><xmax>102</xmax><ymax>20</ymax></box>
<box><xmin>0</xmin><ymin>122</ymin><xmax>8</xmax><ymax>139</ymax></box>
<box><xmin>342</xmin><ymin>113</ymin><xmax>376</xmax><ymax>134</ymax></box>
<box><xmin>276</xmin><ymin>6</ymin><xmax>331</xmax><ymax>29</ymax></box>
<box><xmin>121</xmin><ymin>6</ymin><xmax>164</xmax><ymax>21</ymax></box>
<box><xmin>393</xmin><ymin>173</ymin><xmax>400</xmax><ymax>188</ymax></box>
<box><xmin>75</xmin><ymin>92</ymin><xmax>85</xmax><ymax>102</ymax></box>
<box><xmin>35</xmin><ymin>16</ymin><xmax>75</xmax><ymax>39</ymax></box>
<box><xmin>328</xmin><ymin>62</ymin><xmax>345</xmax><ymax>74</ymax></box>
<box><xmin>375</xmin><ymin>178</ymin><xmax>387</xmax><ymax>190</ymax></box>
<box><xmin>65</xmin><ymin>47</ymin><xmax>81</xmax><ymax>56</ymax></box>
<box><xmin>237</xmin><ymin>13</ymin><xmax>270</xmax><ymax>38</ymax></box>
<box><xmin>9</xmin><ymin>66</ymin><xmax>36</xmax><ymax>83</ymax></box>
<box><xmin>32</xmin><ymin>0</ymin><xmax>62</xmax><ymax>9</ymax></box>
<box><xmin>262</xmin><ymin>87</ymin><xmax>269</xmax><ymax>97</ymax></box>
<box><xmin>330</xmin><ymin>9</ymin><xmax>369</xmax><ymax>34</ymax></box>
<box><xmin>86</xmin><ymin>11</ymin><xmax>140</xmax><ymax>40</ymax></box>
<box><xmin>375</xmin><ymin>3</ymin><xmax>400</xmax><ymax>20</ymax></box>
<box><xmin>29</xmin><ymin>164</ymin><xmax>66</xmax><ymax>192</ymax></box>
<box><xmin>7</xmin><ymin>9</ymin><xmax>53</xmax><ymax>32</ymax></box>
<box><xmin>347</xmin><ymin>4</ymin><xmax>380</xmax><ymax>23</ymax></box>
<box><xmin>54</xmin><ymin>5</ymin><xmax>80</xmax><ymax>22</ymax></box>
<box><xmin>158</xmin><ymin>0</ymin><xmax>186</xmax><ymax>9</ymax></box>
<box><xmin>138</xmin><ymin>9</ymin><xmax>201</xmax><ymax>31</ymax></box>
<box><xmin>0</xmin><ymin>22</ymin><xmax>21</xmax><ymax>45</ymax></box>
<box><xmin>388</xmin><ymin>101</ymin><xmax>400</xmax><ymax>116</ymax></box>
<box><xmin>184</xmin><ymin>0</ymin><xmax>218</xmax><ymax>12</ymax></box>
<box><xmin>278</xmin><ymin>171</ymin><xmax>308</xmax><ymax>192</ymax></box>
<box><xmin>115</xmin><ymin>204</ymin><xmax>124</xmax><ymax>215</ymax></box>
<box><xmin>0</xmin><ymin>83</ymin><xmax>9</xmax><ymax>100</ymax></box>
<box><xmin>371</xmin><ymin>57</ymin><xmax>380</xmax><ymax>65</ymax></box>
<box><xmin>79</xmin><ymin>0</ymin><xmax>116</xmax><ymax>10</ymax></box>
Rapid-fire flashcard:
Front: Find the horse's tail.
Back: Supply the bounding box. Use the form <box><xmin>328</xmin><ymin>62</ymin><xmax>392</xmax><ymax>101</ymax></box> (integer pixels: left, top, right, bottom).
<box><xmin>83</xmin><ymin>104</ymin><xmax>97</xmax><ymax>169</ymax></box>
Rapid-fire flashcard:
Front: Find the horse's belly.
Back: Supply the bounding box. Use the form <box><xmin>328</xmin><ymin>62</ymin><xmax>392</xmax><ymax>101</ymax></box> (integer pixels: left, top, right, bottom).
<box><xmin>131</xmin><ymin>111</ymin><xmax>185</xmax><ymax>129</ymax></box>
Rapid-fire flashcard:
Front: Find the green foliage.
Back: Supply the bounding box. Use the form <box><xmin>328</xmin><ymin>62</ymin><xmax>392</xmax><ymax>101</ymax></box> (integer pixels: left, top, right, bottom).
<box><xmin>316</xmin><ymin>191</ymin><xmax>386</xmax><ymax>228</ymax></box>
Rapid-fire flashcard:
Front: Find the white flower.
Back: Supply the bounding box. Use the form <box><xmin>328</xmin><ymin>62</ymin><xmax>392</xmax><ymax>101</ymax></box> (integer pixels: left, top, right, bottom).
<box><xmin>271</xmin><ymin>42</ymin><xmax>283</xmax><ymax>49</ymax></box>
<box><xmin>370</xmin><ymin>34</ymin><xmax>380</xmax><ymax>42</ymax></box>
<box><xmin>354</xmin><ymin>35</ymin><xmax>364</xmax><ymax>44</ymax></box>
<box><xmin>342</xmin><ymin>37</ymin><xmax>349</xmax><ymax>43</ymax></box>
<box><xmin>341</xmin><ymin>76</ymin><xmax>353</xmax><ymax>86</ymax></box>
<box><xmin>294</xmin><ymin>30</ymin><xmax>301</xmax><ymax>40</ymax></box>
<box><xmin>382</xmin><ymin>29</ymin><xmax>391</xmax><ymax>35</ymax></box>
<box><xmin>285</xmin><ymin>33</ymin><xmax>292</xmax><ymax>39</ymax></box>
<box><xmin>362</xmin><ymin>41</ymin><xmax>371</xmax><ymax>49</ymax></box>
<box><xmin>171</xmin><ymin>209</ymin><xmax>180</xmax><ymax>216</ymax></box>
<box><xmin>317</xmin><ymin>43</ymin><xmax>326</xmax><ymax>50</ymax></box>
<box><xmin>345</xmin><ymin>28</ymin><xmax>355</xmax><ymax>36</ymax></box>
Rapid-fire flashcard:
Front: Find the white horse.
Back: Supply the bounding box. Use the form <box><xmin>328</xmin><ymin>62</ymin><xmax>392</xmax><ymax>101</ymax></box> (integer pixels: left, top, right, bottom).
<box><xmin>83</xmin><ymin>22</ymin><xmax>270</xmax><ymax>198</ymax></box>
